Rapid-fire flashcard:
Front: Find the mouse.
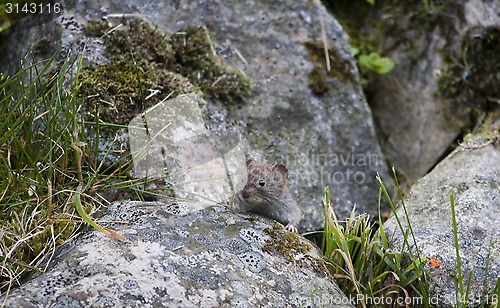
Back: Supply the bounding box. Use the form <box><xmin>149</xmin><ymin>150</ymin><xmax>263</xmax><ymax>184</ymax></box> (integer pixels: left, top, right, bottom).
<box><xmin>237</xmin><ymin>159</ymin><xmax>301</xmax><ymax>233</ymax></box>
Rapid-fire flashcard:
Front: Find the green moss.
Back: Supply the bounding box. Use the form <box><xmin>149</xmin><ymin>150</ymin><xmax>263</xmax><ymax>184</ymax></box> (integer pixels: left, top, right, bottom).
<box><xmin>80</xmin><ymin>60</ymin><xmax>154</xmax><ymax>126</ymax></box>
<box><xmin>262</xmin><ymin>223</ymin><xmax>333</xmax><ymax>277</ymax></box>
<box><xmin>168</xmin><ymin>27</ymin><xmax>251</xmax><ymax>106</ymax></box>
<box><xmin>83</xmin><ymin>19</ymin><xmax>251</xmax><ymax>110</ymax></box>
<box><xmin>437</xmin><ymin>26</ymin><xmax>500</xmax><ymax>115</ymax></box>
<box><xmin>79</xmin><ymin>59</ymin><xmax>200</xmax><ymax>133</ymax></box>
<box><xmin>104</xmin><ymin>20</ymin><xmax>170</xmax><ymax>64</ymax></box>
<box><xmin>83</xmin><ymin>19</ymin><xmax>111</xmax><ymax>37</ymax></box>
<box><xmin>308</xmin><ymin>67</ymin><xmax>331</xmax><ymax>96</ymax></box>
<box><xmin>262</xmin><ymin>223</ymin><xmax>312</xmax><ymax>262</ymax></box>
<box><xmin>303</xmin><ymin>41</ymin><xmax>356</xmax><ymax>83</ymax></box>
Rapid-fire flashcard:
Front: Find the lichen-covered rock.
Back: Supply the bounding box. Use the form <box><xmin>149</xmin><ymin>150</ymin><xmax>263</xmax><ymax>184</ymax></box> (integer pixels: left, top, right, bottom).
<box><xmin>1</xmin><ymin>201</ymin><xmax>353</xmax><ymax>307</ymax></box>
<box><xmin>384</xmin><ymin>130</ymin><xmax>500</xmax><ymax>307</ymax></box>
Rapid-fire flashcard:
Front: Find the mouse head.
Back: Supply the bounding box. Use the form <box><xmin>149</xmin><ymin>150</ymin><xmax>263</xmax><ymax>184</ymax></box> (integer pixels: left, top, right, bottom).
<box><xmin>241</xmin><ymin>159</ymin><xmax>289</xmax><ymax>200</ymax></box>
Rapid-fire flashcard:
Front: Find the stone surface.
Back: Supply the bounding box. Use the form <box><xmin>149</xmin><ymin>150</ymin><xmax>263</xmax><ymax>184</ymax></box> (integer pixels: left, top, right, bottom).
<box><xmin>356</xmin><ymin>0</ymin><xmax>500</xmax><ymax>182</ymax></box>
<box><xmin>1</xmin><ymin>201</ymin><xmax>353</xmax><ymax>307</ymax></box>
<box><xmin>384</xmin><ymin>130</ymin><xmax>500</xmax><ymax>307</ymax></box>
<box><xmin>0</xmin><ymin>0</ymin><xmax>391</xmax><ymax>231</ymax></box>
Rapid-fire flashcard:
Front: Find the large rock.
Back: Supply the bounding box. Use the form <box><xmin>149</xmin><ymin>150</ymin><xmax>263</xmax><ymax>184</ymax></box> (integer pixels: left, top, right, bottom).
<box><xmin>0</xmin><ymin>0</ymin><xmax>391</xmax><ymax>231</ymax></box>
<box><xmin>1</xmin><ymin>201</ymin><xmax>353</xmax><ymax>307</ymax></box>
<box><xmin>331</xmin><ymin>0</ymin><xmax>500</xmax><ymax>182</ymax></box>
<box><xmin>384</xmin><ymin>129</ymin><xmax>500</xmax><ymax>307</ymax></box>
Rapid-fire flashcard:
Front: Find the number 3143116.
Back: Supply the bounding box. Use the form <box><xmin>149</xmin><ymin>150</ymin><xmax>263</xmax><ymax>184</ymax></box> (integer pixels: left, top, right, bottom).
<box><xmin>5</xmin><ymin>2</ymin><xmax>62</xmax><ymax>14</ymax></box>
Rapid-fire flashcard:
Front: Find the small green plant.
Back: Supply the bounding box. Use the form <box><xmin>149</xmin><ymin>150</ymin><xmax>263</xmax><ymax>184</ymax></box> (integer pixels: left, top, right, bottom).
<box><xmin>357</xmin><ymin>52</ymin><xmax>395</xmax><ymax>75</ymax></box>
<box><xmin>351</xmin><ymin>47</ymin><xmax>395</xmax><ymax>75</ymax></box>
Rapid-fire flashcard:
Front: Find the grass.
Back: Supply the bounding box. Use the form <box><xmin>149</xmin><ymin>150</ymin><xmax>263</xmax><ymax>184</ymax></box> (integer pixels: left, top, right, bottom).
<box><xmin>0</xmin><ymin>50</ymin><xmax>159</xmax><ymax>299</ymax></box>
<box><xmin>0</xmin><ymin>51</ymin><xmax>86</xmax><ymax>291</ymax></box>
<box><xmin>321</xmin><ymin>168</ymin><xmax>500</xmax><ymax>307</ymax></box>
<box><xmin>0</xmin><ymin>51</ymin><xmax>90</xmax><ymax>296</ymax></box>
<box><xmin>450</xmin><ymin>189</ymin><xmax>466</xmax><ymax>308</ymax></box>
<box><xmin>321</xmin><ymin>175</ymin><xmax>427</xmax><ymax>307</ymax></box>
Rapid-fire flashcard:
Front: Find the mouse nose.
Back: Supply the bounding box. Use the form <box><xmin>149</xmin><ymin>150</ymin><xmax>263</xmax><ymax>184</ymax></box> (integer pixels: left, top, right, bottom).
<box><xmin>241</xmin><ymin>189</ymin><xmax>250</xmax><ymax>199</ymax></box>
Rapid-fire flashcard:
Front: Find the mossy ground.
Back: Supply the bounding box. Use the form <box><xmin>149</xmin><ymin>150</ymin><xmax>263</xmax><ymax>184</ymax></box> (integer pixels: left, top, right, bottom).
<box><xmin>79</xmin><ymin>59</ymin><xmax>196</xmax><ymax>127</ymax></box>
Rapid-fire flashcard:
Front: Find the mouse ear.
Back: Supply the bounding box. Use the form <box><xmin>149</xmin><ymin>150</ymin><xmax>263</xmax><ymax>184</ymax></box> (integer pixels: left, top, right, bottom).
<box><xmin>273</xmin><ymin>164</ymin><xmax>288</xmax><ymax>179</ymax></box>
<box><xmin>246</xmin><ymin>159</ymin><xmax>255</xmax><ymax>167</ymax></box>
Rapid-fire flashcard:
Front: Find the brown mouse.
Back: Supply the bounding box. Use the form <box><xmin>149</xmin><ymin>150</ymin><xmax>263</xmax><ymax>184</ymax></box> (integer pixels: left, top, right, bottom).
<box><xmin>238</xmin><ymin>159</ymin><xmax>301</xmax><ymax>233</ymax></box>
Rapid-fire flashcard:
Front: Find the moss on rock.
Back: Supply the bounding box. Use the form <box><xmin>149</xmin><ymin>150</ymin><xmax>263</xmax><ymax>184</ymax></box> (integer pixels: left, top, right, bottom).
<box><xmin>261</xmin><ymin>223</ymin><xmax>333</xmax><ymax>277</ymax></box>
<box><xmin>83</xmin><ymin>19</ymin><xmax>111</xmax><ymax>37</ymax></box>
<box><xmin>168</xmin><ymin>27</ymin><xmax>251</xmax><ymax>107</ymax></box>
<box><xmin>308</xmin><ymin>67</ymin><xmax>332</xmax><ymax>95</ymax></box>
<box><xmin>82</xmin><ymin>19</ymin><xmax>251</xmax><ymax>112</ymax></box>
<box><xmin>262</xmin><ymin>223</ymin><xmax>312</xmax><ymax>263</ymax></box>
<box><xmin>79</xmin><ymin>59</ymin><xmax>198</xmax><ymax>127</ymax></box>
<box><xmin>303</xmin><ymin>40</ymin><xmax>356</xmax><ymax>87</ymax></box>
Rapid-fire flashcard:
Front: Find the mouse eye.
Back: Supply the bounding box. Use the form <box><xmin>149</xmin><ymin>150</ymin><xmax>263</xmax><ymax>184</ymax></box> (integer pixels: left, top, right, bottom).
<box><xmin>258</xmin><ymin>179</ymin><xmax>266</xmax><ymax>187</ymax></box>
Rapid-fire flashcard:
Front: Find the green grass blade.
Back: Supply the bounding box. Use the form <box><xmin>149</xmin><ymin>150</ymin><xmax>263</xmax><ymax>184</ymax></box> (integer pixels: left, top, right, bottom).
<box><xmin>450</xmin><ymin>189</ymin><xmax>465</xmax><ymax>307</ymax></box>
<box><xmin>73</xmin><ymin>185</ymin><xmax>127</xmax><ymax>242</ymax></box>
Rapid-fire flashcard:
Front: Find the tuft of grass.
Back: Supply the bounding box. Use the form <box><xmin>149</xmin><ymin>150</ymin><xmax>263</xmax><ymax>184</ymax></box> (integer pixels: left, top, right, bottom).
<box><xmin>0</xmin><ymin>50</ymin><xmax>146</xmax><ymax>297</ymax></box>
<box><xmin>449</xmin><ymin>189</ymin><xmax>499</xmax><ymax>308</ymax></box>
<box><xmin>450</xmin><ymin>189</ymin><xmax>466</xmax><ymax>308</ymax></box>
<box><xmin>0</xmin><ymin>51</ymin><xmax>85</xmax><ymax>296</ymax></box>
<box><xmin>376</xmin><ymin>168</ymin><xmax>430</xmax><ymax>305</ymax></box>
<box><xmin>321</xmin><ymin>167</ymin><xmax>430</xmax><ymax>307</ymax></box>
<box><xmin>322</xmin><ymin>185</ymin><xmax>427</xmax><ymax>307</ymax></box>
